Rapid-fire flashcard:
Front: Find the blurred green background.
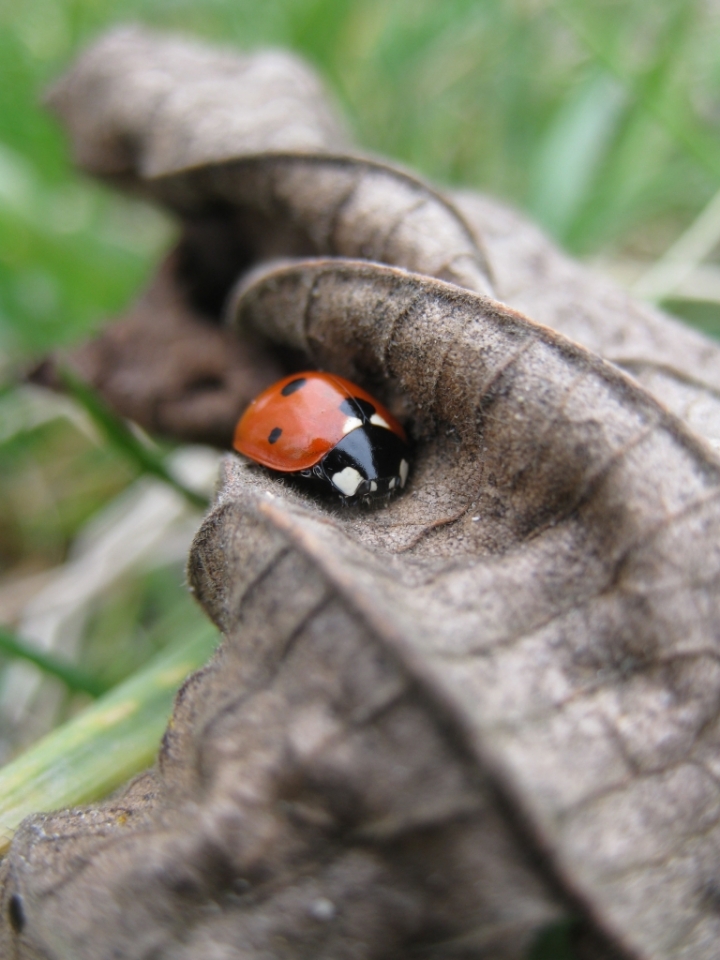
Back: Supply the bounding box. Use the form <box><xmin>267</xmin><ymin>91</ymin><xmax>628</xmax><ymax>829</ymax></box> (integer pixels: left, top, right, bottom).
<box><xmin>1</xmin><ymin>0</ymin><xmax>719</xmax><ymax>752</ymax></box>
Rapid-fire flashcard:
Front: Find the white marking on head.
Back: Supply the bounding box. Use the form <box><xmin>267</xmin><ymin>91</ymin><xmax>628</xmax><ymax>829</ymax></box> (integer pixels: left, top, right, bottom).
<box><xmin>370</xmin><ymin>481</ymin><xmax>378</xmax><ymax>492</ymax></box>
<box><xmin>341</xmin><ymin>416</ymin><xmax>363</xmax><ymax>435</ymax></box>
<box><xmin>399</xmin><ymin>459</ymin><xmax>409</xmax><ymax>488</ymax></box>
<box><xmin>331</xmin><ymin>466</ymin><xmax>364</xmax><ymax>496</ymax></box>
<box><xmin>370</xmin><ymin>413</ymin><xmax>391</xmax><ymax>430</ymax></box>
<box><xmin>388</xmin><ymin>477</ymin><xmax>396</xmax><ymax>490</ymax></box>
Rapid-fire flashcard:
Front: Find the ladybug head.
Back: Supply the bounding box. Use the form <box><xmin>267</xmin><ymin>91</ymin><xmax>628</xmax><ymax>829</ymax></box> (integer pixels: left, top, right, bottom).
<box><xmin>319</xmin><ymin>424</ymin><xmax>410</xmax><ymax>501</ymax></box>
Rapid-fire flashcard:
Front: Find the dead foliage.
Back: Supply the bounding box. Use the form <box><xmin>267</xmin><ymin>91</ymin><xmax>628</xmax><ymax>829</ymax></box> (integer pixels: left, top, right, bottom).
<box><xmin>8</xmin><ymin>25</ymin><xmax>720</xmax><ymax>960</ymax></box>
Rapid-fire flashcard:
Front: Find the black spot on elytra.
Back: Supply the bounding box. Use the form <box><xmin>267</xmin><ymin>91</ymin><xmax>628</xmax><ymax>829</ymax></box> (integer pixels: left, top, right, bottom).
<box><xmin>339</xmin><ymin>397</ymin><xmax>376</xmax><ymax>421</ymax></box>
<box><xmin>281</xmin><ymin>378</ymin><xmax>307</xmax><ymax>396</ymax></box>
<box><xmin>268</xmin><ymin>427</ymin><xmax>282</xmax><ymax>444</ymax></box>
<box><xmin>8</xmin><ymin>893</ymin><xmax>25</xmax><ymax>934</ymax></box>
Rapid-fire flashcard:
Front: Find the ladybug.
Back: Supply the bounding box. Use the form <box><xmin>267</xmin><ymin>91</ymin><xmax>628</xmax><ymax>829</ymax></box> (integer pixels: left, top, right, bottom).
<box><xmin>233</xmin><ymin>371</ymin><xmax>411</xmax><ymax>502</ymax></box>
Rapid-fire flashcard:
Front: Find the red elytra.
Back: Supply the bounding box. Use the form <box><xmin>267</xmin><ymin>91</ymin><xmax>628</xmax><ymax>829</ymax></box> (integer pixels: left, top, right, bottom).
<box><xmin>233</xmin><ymin>371</ymin><xmax>407</xmax><ymax>473</ymax></box>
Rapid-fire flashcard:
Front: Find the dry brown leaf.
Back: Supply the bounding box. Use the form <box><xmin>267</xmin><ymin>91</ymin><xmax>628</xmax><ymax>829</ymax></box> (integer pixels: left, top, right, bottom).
<box><xmin>40</xmin><ymin>28</ymin><xmax>720</xmax><ymax>450</ymax></box>
<box><xmin>455</xmin><ymin>192</ymin><xmax>720</xmax><ymax>449</ymax></box>
<box><xmin>36</xmin><ymin>25</ymin><xmax>493</xmax><ymax>443</ymax></box>
<box><xmin>46</xmin><ymin>25</ymin><xmax>351</xmax><ymax>178</ymax></box>
<box><xmin>7</xmin><ymin>25</ymin><xmax>720</xmax><ymax>960</ymax></box>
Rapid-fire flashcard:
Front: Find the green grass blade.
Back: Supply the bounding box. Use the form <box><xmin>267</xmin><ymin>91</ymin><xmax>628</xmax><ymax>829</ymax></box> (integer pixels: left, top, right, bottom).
<box><xmin>555</xmin><ymin>1</ymin><xmax>720</xmax><ymax>181</ymax></box>
<box><xmin>0</xmin><ymin>620</ymin><xmax>219</xmax><ymax>854</ymax></box>
<box><xmin>58</xmin><ymin>367</ymin><xmax>210</xmax><ymax>511</ymax></box>
<box><xmin>528</xmin><ymin>70</ymin><xmax>626</xmax><ymax>242</ymax></box>
<box><xmin>0</xmin><ymin>626</ymin><xmax>109</xmax><ymax>698</ymax></box>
